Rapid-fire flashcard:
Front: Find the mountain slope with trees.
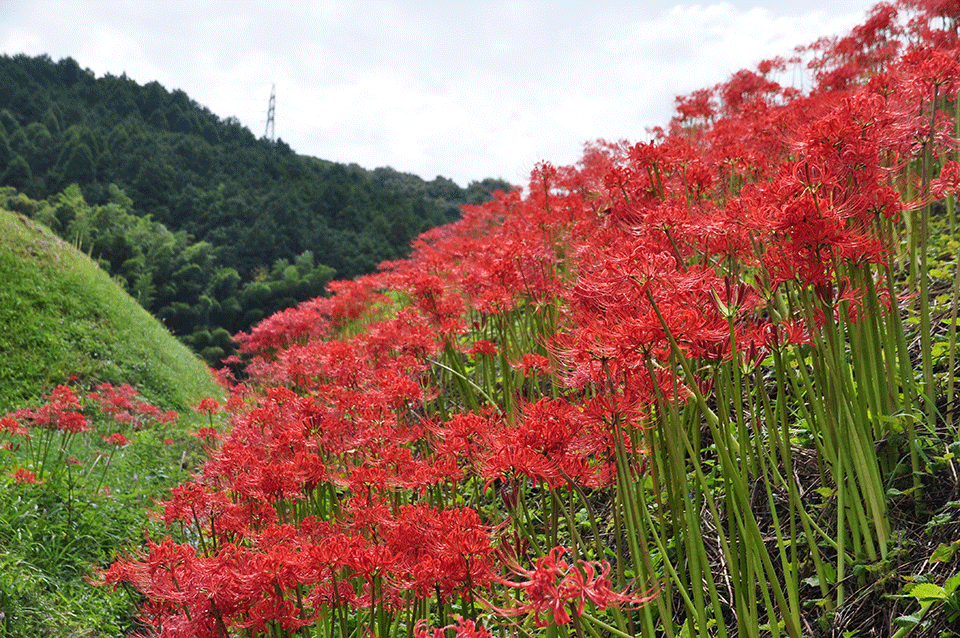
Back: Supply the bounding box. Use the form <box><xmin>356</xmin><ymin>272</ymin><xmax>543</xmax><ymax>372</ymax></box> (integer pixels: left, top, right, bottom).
<box><xmin>0</xmin><ymin>53</ymin><xmax>512</xmax><ymax>363</ymax></box>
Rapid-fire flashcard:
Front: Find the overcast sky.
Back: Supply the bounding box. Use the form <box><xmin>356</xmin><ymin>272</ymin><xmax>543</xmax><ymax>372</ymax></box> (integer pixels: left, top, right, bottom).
<box><xmin>0</xmin><ymin>1</ymin><xmax>881</xmax><ymax>186</ymax></box>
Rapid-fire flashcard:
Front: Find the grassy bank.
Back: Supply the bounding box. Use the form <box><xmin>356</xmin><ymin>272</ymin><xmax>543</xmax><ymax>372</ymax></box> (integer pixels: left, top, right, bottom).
<box><xmin>0</xmin><ymin>205</ymin><xmax>224</xmax><ymax>636</ymax></box>
<box><xmin>0</xmin><ymin>207</ymin><xmax>222</xmax><ymax>412</ymax></box>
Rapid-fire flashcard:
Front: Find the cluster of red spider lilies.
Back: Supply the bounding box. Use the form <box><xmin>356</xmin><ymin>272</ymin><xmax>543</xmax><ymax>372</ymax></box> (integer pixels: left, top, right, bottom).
<box><xmin>2</xmin><ymin>382</ymin><xmax>177</xmax><ymax>498</ymax></box>
<box><xmin>99</xmin><ymin>2</ymin><xmax>960</xmax><ymax>636</ymax></box>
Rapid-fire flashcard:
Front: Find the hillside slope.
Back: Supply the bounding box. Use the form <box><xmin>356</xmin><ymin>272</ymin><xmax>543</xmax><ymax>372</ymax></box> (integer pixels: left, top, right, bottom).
<box><xmin>0</xmin><ymin>205</ymin><xmax>222</xmax><ymax>412</ymax></box>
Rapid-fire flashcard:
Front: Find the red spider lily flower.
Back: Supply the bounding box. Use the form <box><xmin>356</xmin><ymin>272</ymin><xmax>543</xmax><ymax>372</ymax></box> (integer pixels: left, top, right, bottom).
<box><xmin>196</xmin><ymin>396</ymin><xmax>221</xmax><ymax>415</ymax></box>
<box><xmin>0</xmin><ymin>415</ymin><xmax>28</xmax><ymax>437</ymax></box>
<box><xmin>194</xmin><ymin>427</ymin><xmax>221</xmax><ymax>442</ymax></box>
<box><xmin>89</xmin><ymin>382</ymin><xmax>137</xmax><ymax>413</ymax></box>
<box><xmin>384</xmin><ymin>504</ymin><xmax>496</xmax><ymax>600</ymax></box>
<box><xmin>11</xmin><ymin>385</ymin><xmax>91</xmax><ymax>433</ymax></box>
<box><xmin>468</xmin><ymin>339</ymin><xmax>498</xmax><ymax>357</ymax></box>
<box><xmin>933</xmin><ymin>160</ymin><xmax>960</xmax><ymax>199</ymax></box>
<box><xmin>56</xmin><ymin>410</ymin><xmax>91</xmax><ymax>434</ymax></box>
<box><xmin>12</xmin><ymin>468</ymin><xmax>41</xmax><ymax>484</ymax></box>
<box><xmin>71</xmin><ymin>382</ymin><xmax>175</xmax><ymax>431</ymax></box>
<box><xmin>427</xmin><ymin>410</ymin><xmax>496</xmax><ymax>474</ymax></box>
<box><xmin>415</xmin><ymin>615</ymin><xmax>493</xmax><ymax>638</ymax></box>
<box><xmin>495</xmin><ymin>546</ymin><xmax>656</xmax><ymax>627</ymax></box>
<box><xmin>109</xmin><ymin>412</ymin><xmax>134</xmax><ymax>426</ymax></box>
<box><xmin>103</xmin><ymin>432</ymin><xmax>130</xmax><ymax>446</ymax></box>
<box><xmin>480</xmin><ymin>397</ymin><xmax>617</xmax><ymax>490</ymax></box>
<box><xmin>514</xmin><ymin>353</ymin><xmax>551</xmax><ymax>375</ymax></box>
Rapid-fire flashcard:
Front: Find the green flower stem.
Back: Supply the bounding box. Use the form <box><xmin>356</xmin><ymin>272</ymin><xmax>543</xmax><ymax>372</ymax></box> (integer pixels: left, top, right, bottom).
<box><xmin>646</xmin><ymin>291</ymin><xmax>803</xmax><ymax>638</ymax></box>
<box><xmin>767</xmin><ymin>348</ymin><xmax>833</xmax><ymax>603</ymax></box>
<box><xmin>920</xmin><ymin>87</ymin><xmax>939</xmax><ymax>434</ymax></box>
<box><xmin>750</xmin><ymin>371</ymin><xmax>800</xmax><ymax>617</ymax></box>
<box><xmin>948</xmin><ymin>244</ymin><xmax>960</xmax><ymax>434</ymax></box>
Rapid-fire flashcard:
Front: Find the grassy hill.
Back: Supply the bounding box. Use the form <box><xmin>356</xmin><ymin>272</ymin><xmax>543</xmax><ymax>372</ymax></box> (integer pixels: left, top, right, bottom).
<box><xmin>0</xmin><ymin>205</ymin><xmax>222</xmax><ymax>413</ymax></box>
<box><xmin>0</xmin><ymin>205</ymin><xmax>226</xmax><ymax>636</ymax></box>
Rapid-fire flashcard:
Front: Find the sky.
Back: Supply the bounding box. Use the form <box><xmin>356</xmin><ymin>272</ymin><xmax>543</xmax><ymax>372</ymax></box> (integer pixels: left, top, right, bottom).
<box><xmin>0</xmin><ymin>0</ymin><xmax>881</xmax><ymax>187</ymax></box>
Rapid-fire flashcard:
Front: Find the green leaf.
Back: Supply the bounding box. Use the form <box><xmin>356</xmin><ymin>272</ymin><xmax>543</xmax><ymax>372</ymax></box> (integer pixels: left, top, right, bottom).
<box><xmin>930</xmin><ymin>541</ymin><xmax>960</xmax><ymax>563</ymax></box>
<box><xmin>945</xmin><ymin>574</ymin><xmax>960</xmax><ymax>596</ymax></box>
<box><xmin>823</xmin><ymin>563</ymin><xmax>837</xmax><ymax>584</ymax></box>
<box><xmin>908</xmin><ymin>583</ymin><xmax>948</xmax><ymax>602</ymax></box>
<box><xmin>893</xmin><ymin>614</ymin><xmax>921</xmax><ymax>628</ymax></box>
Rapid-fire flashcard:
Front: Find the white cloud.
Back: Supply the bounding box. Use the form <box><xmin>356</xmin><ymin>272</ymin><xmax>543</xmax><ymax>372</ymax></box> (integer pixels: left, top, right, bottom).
<box><xmin>0</xmin><ymin>0</ymin><xmax>879</xmax><ymax>185</ymax></box>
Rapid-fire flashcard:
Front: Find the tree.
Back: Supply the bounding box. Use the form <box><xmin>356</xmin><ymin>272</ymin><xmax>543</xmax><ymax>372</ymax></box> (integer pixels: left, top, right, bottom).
<box><xmin>0</xmin><ymin>128</ymin><xmax>11</xmax><ymax>166</ymax></box>
<box><xmin>0</xmin><ymin>108</ymin><xmax>18</xmax><ymax>135</ymax></box>
<box><xmin>42</xmin><ymin>105</ymin><xmax>61</xmax><ymax>137</ymax></box>
<box><xmin>57</xmin><ymin>142</ymin><xmax>95</xmax><ymax>186</ymax></box>
<box><xmin>1</xmin><ymin>154</ymin><xmax>32</xmax><ymax>190</ymax></box>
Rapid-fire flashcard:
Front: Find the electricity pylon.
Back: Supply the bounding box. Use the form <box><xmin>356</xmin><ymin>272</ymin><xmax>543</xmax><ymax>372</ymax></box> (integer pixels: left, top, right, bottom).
<box><xmin>264</xmin><ymin>84</ymin><xmax>276</xmax><ymax>143</ymax></box>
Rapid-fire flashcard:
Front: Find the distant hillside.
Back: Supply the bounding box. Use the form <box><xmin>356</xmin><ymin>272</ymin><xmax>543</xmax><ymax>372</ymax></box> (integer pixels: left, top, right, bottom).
<box><xmin>0</xmin><ymin>53</ymin><xmax>513</xmax><ymax>364</ymax></box>
<box><xmin>0</xmin><ymin>205</ymin><xmax>222</xmax><ymax>412</ymax></box>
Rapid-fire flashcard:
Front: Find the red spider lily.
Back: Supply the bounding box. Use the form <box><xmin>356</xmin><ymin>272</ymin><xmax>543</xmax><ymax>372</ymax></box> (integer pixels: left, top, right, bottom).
<box><xmin>932</xmin><ymin>160</ymin><xmax>960</xmax><ymax>198</ymax></box>
<box><xmin>468</xmin><ymin>339</ymin><xmax>498</xmax><ymax>357</ymax></box>
<box><xmin>803</xmin><ymin>2</ymin><xmax>903</xmax><ymax>89</ymax></box>
<box><xmin>12</xmin><ymin>468</ymin><xmax>41</xmax><ymax>484</ymax></box>
<box><xmin>89</xmin><ymin>382</ymin><xmax>136</xmax><ymax>412</ymax></box>
<box><xmin>494</xmin><ymin>546</ymin><xmax>656</xmax><ymax>627</ymax></box>
<box><xmin>384</xmin><ymin>504</ymin><xmax>496</xmax><ymax>600</ymax></box>
<box><xmin>415</xmin><ymin>615</ymin><xmax>493</xmax><ymax>638</ymax></box>
<box><xmin>83</xmin><ymin>382</ymin><xmax>178</xmax><ymax>429</ymax></box>
<box><xmin>10</xmin><ymin>384</ymin><xmax>91</xmax><ymax>433</ymax></box>
<box><xmin>0</xmin><ymin>415</ymin><xmax>28</xmax><ymax>438</ymax></box>
<box><xmin>480</xmin><ymin>397</ymin><xmax>617</xmax><ymax>490</ymax></box>
<box><xmin>94</xmin><ymin>6</ymin><xmax>960</xmax><ymax>636</ymax></box>
<box><xmin>899</xmin><ymin>43</ymin><xmax>960</xmax><ymax>105</ymax></box>
<box><xmin>194</xmin><ymin>427</ymin><xmax>221</xmax><ymax>443</ymax></box>
<box><xmin>236</xmin><ymin>273</ymin><xmax>391</xmax><ymax>354</ymax></box>
<box><xmin>157</xmin><ymin>409</ymin><xmax>179</xmax><ymax>424</ymax></box>
<box><xmin>427</xmin><ymin>410</ymin><xmax>496</xmax><ymax>476</ymax></box>
<box><xmin>103</xmin><ymin>432</ymin><xmax>130</xmax><ymax>446</ymax></box>
<box><xmin>196</xmin><ymin>396</ymin><xmax>221</xmax><ymax>415</ymax></box>
<box><xmin>385</xmin><ymin>268</ymin><xmax>466</xmax><ymax>337</ymax></box>
<box><xmin>514</xmin><ymin>352</ymin><xmax>551</xmax><ymax>375</ymax></box>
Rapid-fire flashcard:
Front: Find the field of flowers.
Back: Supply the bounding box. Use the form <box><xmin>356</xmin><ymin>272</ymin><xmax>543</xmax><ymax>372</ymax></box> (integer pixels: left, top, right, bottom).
<box><xmin>95</xmin><ymin>2</ymin><xmax>960</xmax><ymax>636</ymax></box>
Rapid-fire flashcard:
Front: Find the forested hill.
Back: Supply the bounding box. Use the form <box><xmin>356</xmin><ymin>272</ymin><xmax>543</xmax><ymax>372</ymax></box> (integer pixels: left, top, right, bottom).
<box><xmin>0</xmin><ymin>53</ymin><xmax>512</xmax><ymax>364</ymax></box>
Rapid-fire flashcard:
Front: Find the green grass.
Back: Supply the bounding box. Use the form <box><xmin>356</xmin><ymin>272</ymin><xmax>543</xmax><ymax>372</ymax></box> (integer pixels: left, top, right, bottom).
<box><xmin>0</xmin><ymin>207</ymin><xmax>222</xmax><ymax>412</ymax></box>
<box><xmin>0</xmin><ymin>206</ymin><xmax>225</xmax><ymax>636</ymax></box>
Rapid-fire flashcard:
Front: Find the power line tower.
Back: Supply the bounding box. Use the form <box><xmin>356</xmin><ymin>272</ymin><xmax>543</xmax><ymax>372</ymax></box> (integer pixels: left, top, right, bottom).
<box><xmin>264</xmin><ymin>84</ymin><xmax>276</xmax><ymax>143</ymax></box>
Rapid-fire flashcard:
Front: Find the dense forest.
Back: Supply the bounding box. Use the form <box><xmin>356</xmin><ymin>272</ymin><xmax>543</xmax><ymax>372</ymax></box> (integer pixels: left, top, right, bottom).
<box><xmin>0</xmin><ymin>53</ymin><xmax>512</xmax><ymax>364</ymax></box>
